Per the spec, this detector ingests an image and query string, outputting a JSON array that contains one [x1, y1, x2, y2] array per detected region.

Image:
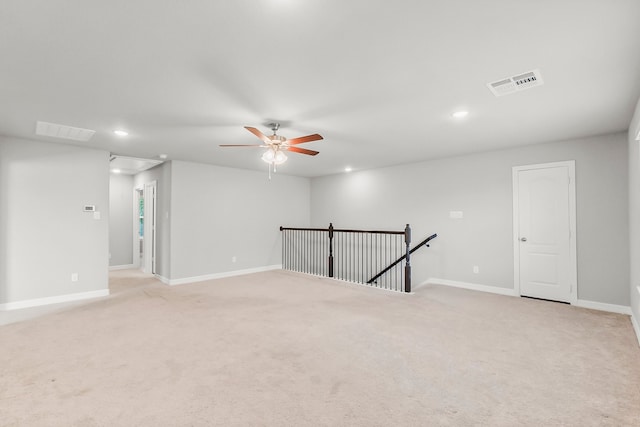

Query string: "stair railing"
[[280, 224, 436, 293]]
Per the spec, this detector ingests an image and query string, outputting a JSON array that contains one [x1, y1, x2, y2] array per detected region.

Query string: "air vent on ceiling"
[[35, 121, 96, 141], [487, 69, 544, 97]]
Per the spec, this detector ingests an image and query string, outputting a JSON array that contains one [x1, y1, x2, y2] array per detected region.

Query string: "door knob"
[[520, 237, 527, 242]]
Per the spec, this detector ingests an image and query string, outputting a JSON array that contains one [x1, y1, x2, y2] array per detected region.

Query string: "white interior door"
[[513, 162, 577, 303], [143, 181, 157, 274]]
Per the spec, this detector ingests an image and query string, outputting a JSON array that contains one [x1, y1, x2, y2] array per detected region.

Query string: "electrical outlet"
[[232, 256, 237, 263], [473, 266, 479, 274], [71, 273, 79, 282]]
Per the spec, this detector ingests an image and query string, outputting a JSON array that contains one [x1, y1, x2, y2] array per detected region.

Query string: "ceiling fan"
[[220, 123, 323, 175]]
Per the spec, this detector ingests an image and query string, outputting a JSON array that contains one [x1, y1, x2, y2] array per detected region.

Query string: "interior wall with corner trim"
[[109, 173, 134, 267], [627, 96, 640, 334], [168, 160, 310, 282], [0, 136, 110, 305], [310, 132, 629, 307]]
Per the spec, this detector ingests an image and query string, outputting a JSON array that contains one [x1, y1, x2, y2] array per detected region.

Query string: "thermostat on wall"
[[83, 205, 96, 212]]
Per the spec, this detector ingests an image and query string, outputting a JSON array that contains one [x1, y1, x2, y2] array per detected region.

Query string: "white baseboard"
[[0, 289, 110, 311], [631, 314, 640, 347], [574, 299, 632, 315], [109, 264, 136, 271], [167, 265, 282, 286], [155, 274, 170, 285], [426, 278, 518, 297], [426, 278, 633, 316]]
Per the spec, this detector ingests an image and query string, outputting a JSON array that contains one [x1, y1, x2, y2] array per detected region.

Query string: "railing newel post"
[[328, 223, 334, 278], [404, 224, 411, 293]]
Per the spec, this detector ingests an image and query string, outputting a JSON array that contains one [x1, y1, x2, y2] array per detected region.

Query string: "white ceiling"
[[1, 0, 640, 177]]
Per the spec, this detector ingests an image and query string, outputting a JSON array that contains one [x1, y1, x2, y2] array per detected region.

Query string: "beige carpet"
[[1, 269, 639, 426]]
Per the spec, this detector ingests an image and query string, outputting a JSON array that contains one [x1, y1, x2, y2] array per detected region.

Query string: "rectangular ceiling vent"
[[35, 121, 95, 141], [487, 69, 544, 97]]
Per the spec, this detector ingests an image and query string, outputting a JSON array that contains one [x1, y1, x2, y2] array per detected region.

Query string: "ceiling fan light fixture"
[[274, 150, 287, 164], [261, 148, 287, 165]]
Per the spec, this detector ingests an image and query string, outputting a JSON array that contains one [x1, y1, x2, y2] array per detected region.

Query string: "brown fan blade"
[[244, 126, 272, 144], [285, 134, 323, 145], [219, 144, 266, 147], [286, 146, 319, 156]]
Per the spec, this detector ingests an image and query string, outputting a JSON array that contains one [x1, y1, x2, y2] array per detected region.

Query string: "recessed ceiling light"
[[113, 130, 129, 137], [452, 111, 469, 119], [111, 169, 121, 174], [345, 167, 353, 173]]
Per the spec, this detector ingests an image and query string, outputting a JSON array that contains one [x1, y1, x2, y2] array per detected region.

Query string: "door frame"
[[143, 180, 157, 274], [512, 161, 577, 304], [132, 187, 143, 269]]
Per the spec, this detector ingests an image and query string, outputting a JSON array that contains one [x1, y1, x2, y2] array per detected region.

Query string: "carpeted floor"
[[1, 269, 639, 426]]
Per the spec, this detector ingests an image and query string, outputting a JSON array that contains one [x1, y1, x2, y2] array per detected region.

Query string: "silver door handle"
[[520, 237, 527, 242]]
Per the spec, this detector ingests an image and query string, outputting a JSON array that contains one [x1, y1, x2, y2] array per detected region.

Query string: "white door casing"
[[132, 187, 142, 269], [513, 161, 577, 303], [143, 180, 157, 274]]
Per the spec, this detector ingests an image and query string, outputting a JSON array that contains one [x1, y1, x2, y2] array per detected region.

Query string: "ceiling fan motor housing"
[[270, 134, 286, 145]]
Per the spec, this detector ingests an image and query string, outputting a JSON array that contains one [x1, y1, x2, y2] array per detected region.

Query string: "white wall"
[[134, 162, 172, 279], [628, 97, 640, 327], [109, 173, 134, 267], [311, 133, 629, 306], [0, 137, 109, 304], [169, 161, 310, 280]]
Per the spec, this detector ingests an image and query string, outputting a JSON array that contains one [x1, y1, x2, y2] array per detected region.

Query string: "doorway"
[[133, 181, 157, 275], [512, 161, 577, 303], [143, 181, 157, 274], [134, 188, 144, 268]]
